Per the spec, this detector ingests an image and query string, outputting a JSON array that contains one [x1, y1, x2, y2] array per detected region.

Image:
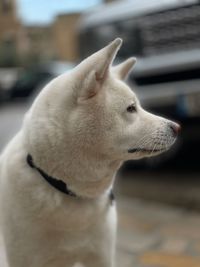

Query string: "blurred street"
[[117, 196, 200, 267], [0, 101, 200, 267], [0, 102, 29, 151]]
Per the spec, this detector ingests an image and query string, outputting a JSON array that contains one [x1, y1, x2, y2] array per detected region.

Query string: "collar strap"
[[26, 154, 115, 203], [27, 154, 76, 197]]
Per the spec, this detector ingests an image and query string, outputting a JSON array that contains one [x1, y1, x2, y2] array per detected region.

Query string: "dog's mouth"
[[128, 148, 165, 154]]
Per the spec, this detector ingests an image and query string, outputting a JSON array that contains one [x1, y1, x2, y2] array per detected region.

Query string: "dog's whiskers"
[[134, 130, 160, 152], [133, 127, 177, 154]]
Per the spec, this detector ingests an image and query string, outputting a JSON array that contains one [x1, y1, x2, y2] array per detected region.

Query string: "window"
[[1, 0, 12, 13]]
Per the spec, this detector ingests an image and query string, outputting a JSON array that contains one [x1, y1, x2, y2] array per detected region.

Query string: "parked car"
[[0, 68, 19, 103], [79, 0, 200, 120], [8, 61, 75, 100]]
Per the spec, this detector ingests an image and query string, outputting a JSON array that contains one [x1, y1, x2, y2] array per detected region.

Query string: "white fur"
[[0, 38, 179, 267]]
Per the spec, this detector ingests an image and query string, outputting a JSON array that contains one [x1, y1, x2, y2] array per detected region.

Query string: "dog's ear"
[[113, 57, 136, 80], [76, 38, 122, 101]]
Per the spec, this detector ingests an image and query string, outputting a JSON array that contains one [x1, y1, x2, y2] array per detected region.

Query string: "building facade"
[[0, 0, 22, 66], [0, 1, 84, 66], [24, 26, 55, 64], [53, 13, 81, 62]]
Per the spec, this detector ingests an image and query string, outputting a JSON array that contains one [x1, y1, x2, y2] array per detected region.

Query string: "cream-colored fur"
[[0, 39, 179, 267]]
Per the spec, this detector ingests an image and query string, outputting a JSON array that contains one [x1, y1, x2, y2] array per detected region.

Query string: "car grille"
[[138, 3, 200, 56]]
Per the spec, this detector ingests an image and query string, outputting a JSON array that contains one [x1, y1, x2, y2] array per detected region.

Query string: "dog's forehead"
[[108, 78, 137, 104]]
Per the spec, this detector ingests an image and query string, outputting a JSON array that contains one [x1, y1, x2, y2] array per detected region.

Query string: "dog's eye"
[[127, 104, 137, 113]]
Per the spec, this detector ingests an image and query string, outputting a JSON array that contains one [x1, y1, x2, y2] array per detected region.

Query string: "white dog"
[[0, 38, 180, 267]]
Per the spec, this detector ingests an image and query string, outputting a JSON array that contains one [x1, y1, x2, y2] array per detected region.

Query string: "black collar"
[[26, 154, 115, 203], [27, 154, 76, 197]]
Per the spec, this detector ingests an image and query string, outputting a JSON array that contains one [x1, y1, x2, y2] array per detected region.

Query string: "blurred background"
[[0, 0, 200, 266]]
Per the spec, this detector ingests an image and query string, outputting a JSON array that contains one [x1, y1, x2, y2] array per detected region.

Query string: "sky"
[[17, 0, 102, 25]]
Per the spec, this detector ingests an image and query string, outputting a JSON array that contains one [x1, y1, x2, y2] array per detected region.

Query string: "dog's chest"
[[31, 195, 116, 251]]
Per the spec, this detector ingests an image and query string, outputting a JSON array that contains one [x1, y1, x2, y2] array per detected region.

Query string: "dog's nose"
[[170, 122, 181, 136]]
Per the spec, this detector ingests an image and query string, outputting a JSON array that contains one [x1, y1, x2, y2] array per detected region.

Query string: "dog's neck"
[[66, 158, 122, 198], [33, 150, 122, 198]]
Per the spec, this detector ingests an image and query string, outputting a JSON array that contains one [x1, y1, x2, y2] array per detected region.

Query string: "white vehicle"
[[79, 0, 200, 119]]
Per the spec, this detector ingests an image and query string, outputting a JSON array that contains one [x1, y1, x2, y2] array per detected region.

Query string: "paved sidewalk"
[[117, 196, 200, 267]]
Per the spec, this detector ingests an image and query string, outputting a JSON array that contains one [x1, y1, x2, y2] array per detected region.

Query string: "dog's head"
[[25, 38, 180, 173]]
